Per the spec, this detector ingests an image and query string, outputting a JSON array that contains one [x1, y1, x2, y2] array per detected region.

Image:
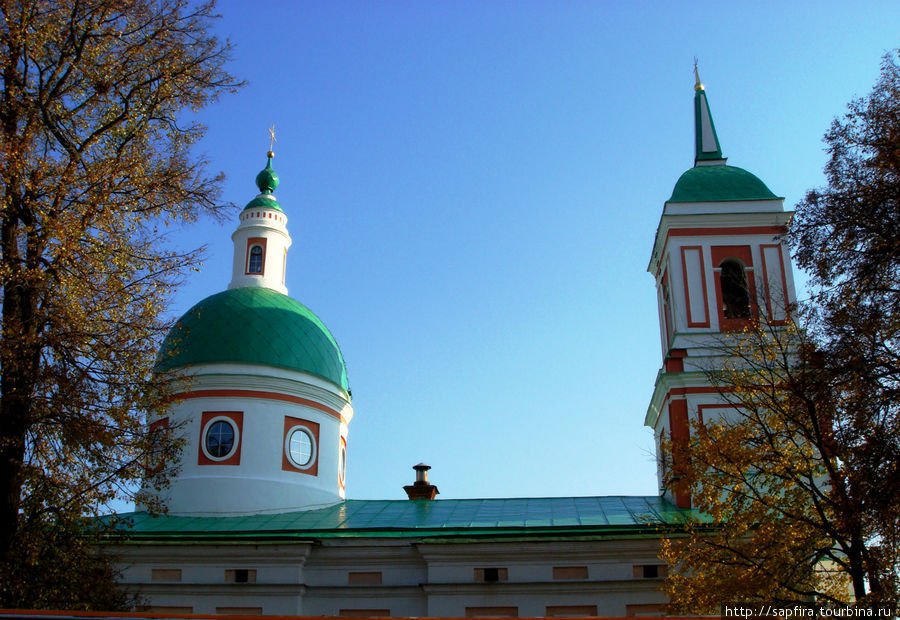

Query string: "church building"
[[110, 73, 797, 617]]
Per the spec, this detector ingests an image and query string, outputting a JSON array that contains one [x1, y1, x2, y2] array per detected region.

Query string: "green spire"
[[255, 150, 280, 194], [693, 64, 724, 165]]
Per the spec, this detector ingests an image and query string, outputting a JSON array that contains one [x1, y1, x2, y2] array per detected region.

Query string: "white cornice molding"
[[644, 370, 711, 429], [163, 363, 352, 419]]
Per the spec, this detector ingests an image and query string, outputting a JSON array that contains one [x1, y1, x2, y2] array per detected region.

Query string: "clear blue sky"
[[165, 1, 899, 501]]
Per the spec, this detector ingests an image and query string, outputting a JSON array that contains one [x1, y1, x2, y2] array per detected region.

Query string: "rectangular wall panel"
[[762, 244, 788, 321], [681, 246, 709, 327]]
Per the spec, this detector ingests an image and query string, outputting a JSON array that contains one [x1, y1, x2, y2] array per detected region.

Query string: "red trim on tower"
[[668, 400, 691, 509], [680, 246, 710, 328], [697, 403, 739, 426], [670, 225, 785, 238], [664, 357, 684, 372], [667, 386, 727, 397], [663, 348, 687, 372], [710, 245, 752, 267], [760, 243, 789, 324], [170, 389, 346, 423], [661, 268, 673, 347], [654, 226, 787, 277]]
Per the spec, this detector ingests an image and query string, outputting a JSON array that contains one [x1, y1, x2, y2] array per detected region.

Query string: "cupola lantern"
[[228, 150, 292, 294]]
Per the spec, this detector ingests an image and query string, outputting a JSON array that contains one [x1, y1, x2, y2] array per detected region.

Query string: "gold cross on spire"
[[267, 124, 276, 158], [693, 58, 704, 92]]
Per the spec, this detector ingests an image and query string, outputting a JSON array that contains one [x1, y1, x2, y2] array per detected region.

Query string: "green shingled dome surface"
[[155, 287, 348, 391], [669, 165, 778, 203], [243, 193, 283, 212]]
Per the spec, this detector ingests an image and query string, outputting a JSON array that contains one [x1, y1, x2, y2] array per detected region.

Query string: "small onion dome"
[[244, 154, 283, 212], [155, 287, 349, 393], [668, 165, 779, 203], [256, 154, 279, 193]]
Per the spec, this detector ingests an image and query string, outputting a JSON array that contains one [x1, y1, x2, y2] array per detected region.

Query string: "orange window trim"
[[338, 435, 347, 490], [245, 237, 267, 276], [198, 411, 243, 466], [281, 416, 320, 476]]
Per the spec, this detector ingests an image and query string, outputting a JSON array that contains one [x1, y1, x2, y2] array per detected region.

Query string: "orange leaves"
[[0, 0, 240, 607]]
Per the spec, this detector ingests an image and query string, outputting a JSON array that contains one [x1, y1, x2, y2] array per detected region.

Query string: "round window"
[[339, 444, 347, 485], [203, 418, 238, 461], [285, 426, 316, 470]]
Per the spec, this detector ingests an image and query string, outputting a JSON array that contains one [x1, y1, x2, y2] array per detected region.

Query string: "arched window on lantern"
[[720, 259, 751, 319], [248, 245, 264, 274]]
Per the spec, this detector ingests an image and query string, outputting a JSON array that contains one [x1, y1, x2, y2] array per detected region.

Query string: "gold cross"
[[268, 125, 276, 153]]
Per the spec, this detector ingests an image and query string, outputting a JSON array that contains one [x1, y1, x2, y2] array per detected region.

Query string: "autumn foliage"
[[0, 0, 240, 607]]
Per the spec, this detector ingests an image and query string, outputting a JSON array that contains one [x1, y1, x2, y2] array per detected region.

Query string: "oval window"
[[204, 419, 237, 460], [285, 426, 316, 469]]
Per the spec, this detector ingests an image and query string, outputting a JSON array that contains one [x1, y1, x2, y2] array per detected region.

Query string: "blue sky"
[[165, 1, 899, 501]]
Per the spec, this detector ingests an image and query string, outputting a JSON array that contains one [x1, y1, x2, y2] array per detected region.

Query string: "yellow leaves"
[[0, 4, 239, 604], [659, 315, 883, 609]]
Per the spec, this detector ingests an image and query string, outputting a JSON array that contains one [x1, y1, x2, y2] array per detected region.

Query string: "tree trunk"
[[0, 213, 38, 561]]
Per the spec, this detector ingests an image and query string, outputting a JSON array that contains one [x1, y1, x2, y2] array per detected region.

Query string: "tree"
[[661, 50, 900, 612], [0, 0, 240, 608], [661, 319, 878, 611]]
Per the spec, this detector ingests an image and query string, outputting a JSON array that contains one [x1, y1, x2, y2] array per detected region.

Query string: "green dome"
[[243, 156, 283, 212], [668, 165, 778, 203], [256, 157, 279, 193], [156, 287, 349, 392]]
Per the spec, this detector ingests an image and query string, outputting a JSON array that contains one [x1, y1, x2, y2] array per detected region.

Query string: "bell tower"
[[646, 70, 798, 507]]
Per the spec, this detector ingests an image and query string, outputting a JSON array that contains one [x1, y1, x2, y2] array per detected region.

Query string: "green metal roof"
[[155, 287, 349, 391], [668, 165, 779, 203], [112, 496, 696, 542]]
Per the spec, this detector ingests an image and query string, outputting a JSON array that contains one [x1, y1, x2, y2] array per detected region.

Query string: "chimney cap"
[[405, 463, 439, 500]]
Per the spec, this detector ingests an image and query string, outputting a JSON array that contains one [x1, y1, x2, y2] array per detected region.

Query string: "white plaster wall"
[[114, 536, 671, 617], [164, 398, 343, 514], [228, 205, 292, 294], [150, 366, 352, 515]]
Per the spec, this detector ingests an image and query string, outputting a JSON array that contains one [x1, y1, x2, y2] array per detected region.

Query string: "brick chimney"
[[403, 463, 439, 500]]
